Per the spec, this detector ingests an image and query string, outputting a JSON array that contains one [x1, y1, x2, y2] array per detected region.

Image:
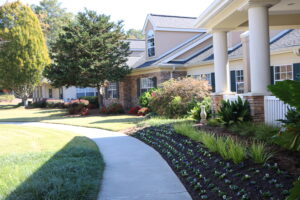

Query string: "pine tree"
[[43, 10, 131, 108], [0, 1, 50, 106]]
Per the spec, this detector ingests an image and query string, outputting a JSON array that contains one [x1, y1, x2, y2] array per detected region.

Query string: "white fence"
[[223, 94, 241, 103], [264, 96, 290, 126]]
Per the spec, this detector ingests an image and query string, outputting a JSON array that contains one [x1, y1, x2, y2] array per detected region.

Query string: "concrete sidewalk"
[[1, 122, 192, 200]]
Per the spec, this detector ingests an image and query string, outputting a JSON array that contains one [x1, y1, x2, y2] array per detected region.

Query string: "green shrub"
[[218, 96, 252, 127], [149, 77, 211, 118], [200, 132, 218, 152], [0, 94, 15, 102], [207, 118, 222, 127], [188, 97, 212, 121], [226, 137, 247, 164], [249, 141, 273, 164], [45, 99, 64, 108], [287, 177, 300, 200], [216, 137, 230, 160], [67, 99, 89, 115], [100, 103, 124, 114], [139, 88, 156, 108], [173, 123, 200, 141], [31, 99, 47, 108], [80, 96, 99, 108], [229, 122, 279, 141]]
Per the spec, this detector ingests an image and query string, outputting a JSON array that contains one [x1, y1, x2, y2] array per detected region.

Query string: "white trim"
[[130, 48, 144, 52], [194, 0, 233, 28], [161, 34, 213, 64], [142, 14, 156, 34], [154, 27, 206, 33], [273, 64, 294, 83]]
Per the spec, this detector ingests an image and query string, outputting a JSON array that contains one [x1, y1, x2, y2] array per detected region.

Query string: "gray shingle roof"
[[149, 14, 197, 29], [127, 39, 145, 50]]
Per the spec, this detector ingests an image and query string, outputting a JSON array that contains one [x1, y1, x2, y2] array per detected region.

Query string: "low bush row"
[[173, 123, 272, 164]]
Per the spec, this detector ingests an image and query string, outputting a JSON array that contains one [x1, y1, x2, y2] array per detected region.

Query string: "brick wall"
[[244, 95, 265, 122]]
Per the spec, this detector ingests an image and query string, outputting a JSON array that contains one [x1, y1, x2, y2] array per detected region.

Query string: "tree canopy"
[[31, 0, 73, 48], [43, 10, 131, 107], [126, 29, 144, 40], [0, 1, 50, 104]]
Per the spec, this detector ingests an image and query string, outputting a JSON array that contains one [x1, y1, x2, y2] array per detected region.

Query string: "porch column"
[[213, 31, 230, 94], [248, 5, 270, 94]]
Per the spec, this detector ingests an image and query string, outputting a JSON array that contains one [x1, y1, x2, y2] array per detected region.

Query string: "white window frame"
[[235, 70, 244, 94], [76, 87, 97, 98], [274, 64, 293, 84], [107, 82, 118, 99], [140, 78, 154, 94], [147, 30, 155, 57], [191, 73, 212, 85]]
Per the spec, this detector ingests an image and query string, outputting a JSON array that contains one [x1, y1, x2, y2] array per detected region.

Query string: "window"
[[147, 30, 155, 57], [235, 70, 244, 94], [140, 78, 154, 94], [49, 89, 53, 98], [59, 88, 63, 99], [274, 65, 293, 83], [76, 87, 97, 98], [107, 82, 118, 99], [191, 73, 212, 85]]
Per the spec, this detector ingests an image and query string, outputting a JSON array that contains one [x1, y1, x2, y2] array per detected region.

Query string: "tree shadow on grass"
[[0, 105, 21, 109], [35, 109, 67, 114], [90, 117, 142, 125], [5, 136, 104, 200]]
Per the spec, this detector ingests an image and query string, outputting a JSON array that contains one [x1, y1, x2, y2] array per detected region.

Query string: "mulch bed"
[[132, 125, 296, 200], [196, 124, 300, 177]]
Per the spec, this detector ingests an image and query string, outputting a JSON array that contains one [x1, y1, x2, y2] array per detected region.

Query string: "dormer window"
[[147, 30, 155, 57]]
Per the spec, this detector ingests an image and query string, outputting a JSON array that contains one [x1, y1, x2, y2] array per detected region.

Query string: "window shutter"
[[270, 66, 274, 85], [230, 70, 236, 92], [116, 82, 120, 99], [105, 87, 108, 99], [211, 72, 215, 92], [293, 63, 300, 81], [152, 77, 157, 88], [137, 78, 140, 97]]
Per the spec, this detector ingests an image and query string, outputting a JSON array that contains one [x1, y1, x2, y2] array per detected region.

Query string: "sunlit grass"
[[0, 125, 104, 200]]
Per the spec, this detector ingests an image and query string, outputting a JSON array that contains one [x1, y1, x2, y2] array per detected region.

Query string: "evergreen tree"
[[0, 1, 50, 106], [31, 0, 73, 49], [43, 10, 131, 108]]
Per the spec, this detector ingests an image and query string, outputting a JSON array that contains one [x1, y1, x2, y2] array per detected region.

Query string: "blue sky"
[[0, 0, 214, 30]]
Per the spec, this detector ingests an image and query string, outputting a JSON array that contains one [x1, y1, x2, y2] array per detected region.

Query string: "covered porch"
[[194, 0, 300, 123]]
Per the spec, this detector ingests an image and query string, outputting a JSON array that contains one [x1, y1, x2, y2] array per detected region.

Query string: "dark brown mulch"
[[133, 125, 296, 200]]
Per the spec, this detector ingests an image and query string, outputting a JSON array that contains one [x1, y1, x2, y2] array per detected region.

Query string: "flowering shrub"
[[100, 103, 124, 114], [45, 99, 64, 108], [66, 99, 89, 115], [149, 77, 211, 118], [139, 88, 157, 108], [128, 106, 141, 115], [137, 107, 150, 116]]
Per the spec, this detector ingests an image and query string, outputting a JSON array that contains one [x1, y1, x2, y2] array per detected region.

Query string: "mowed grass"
[[0, 124, 104, 200], [0, 106, 142, 131]]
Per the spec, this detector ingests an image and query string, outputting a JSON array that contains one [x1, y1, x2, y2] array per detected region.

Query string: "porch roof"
[[194, 0, 300, 31]]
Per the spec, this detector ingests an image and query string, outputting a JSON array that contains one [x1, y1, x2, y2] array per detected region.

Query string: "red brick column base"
[[211, 94, 223, 113], [243, 95, 265, 123]]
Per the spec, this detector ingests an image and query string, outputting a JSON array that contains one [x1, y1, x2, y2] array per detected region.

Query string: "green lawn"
[[0, 124, 104, 200], [0, 106, 142, 131]]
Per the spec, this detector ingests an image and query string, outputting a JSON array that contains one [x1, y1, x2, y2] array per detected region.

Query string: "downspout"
[[170, 65, 176, 79]]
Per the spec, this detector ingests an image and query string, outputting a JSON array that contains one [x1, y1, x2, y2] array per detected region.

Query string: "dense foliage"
[[126, 29, 144, 39], [0, 94, 15, 102], [31, 0, 73, 49], [80, 96, 99, 108], [218, 97, 252, 126], [100, 103, 124, 114], [66, 99, 89, 115], [188, 97, 212, 121], [0, 1, 50, 105], [149, 78, 211, 118], [43, 10, 131, 108], [139, 88, 156, 108]]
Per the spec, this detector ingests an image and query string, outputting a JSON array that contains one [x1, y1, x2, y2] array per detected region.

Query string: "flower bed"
[[133, 125, 295, 200]]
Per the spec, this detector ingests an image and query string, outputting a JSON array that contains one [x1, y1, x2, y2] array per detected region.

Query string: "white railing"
[[223, 94, 242, 103], [264, 96, 290, 126]]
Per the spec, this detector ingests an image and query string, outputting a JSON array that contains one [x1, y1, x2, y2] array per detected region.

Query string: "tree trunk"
[[97, 85, 104, 109], [22, 96, 28, 107]]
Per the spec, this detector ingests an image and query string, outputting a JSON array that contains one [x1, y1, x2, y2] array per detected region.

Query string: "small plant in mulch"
[[133, 125, 296, 200]]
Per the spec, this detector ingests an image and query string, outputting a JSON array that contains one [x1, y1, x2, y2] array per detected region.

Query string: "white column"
[[248, 6, 270, 94], [213, 31, 230, 94]]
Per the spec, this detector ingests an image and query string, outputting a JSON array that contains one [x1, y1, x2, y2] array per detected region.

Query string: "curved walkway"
[[1, 122, 192, 200]]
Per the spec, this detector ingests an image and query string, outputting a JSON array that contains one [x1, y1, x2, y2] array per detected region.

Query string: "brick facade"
[[103, 70, 187, 110], [211, 94, 223, 113], [243, 95, 265, 122]]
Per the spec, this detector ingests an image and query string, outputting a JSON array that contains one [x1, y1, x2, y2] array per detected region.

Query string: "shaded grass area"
[[0, 106, 142, 131], [0, 125, 104, 200]]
